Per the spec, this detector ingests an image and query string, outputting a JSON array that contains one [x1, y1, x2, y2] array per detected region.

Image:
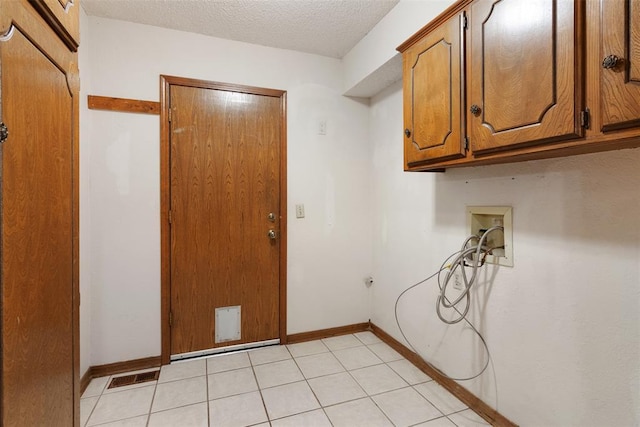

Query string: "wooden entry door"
[[161, 77, 287, 360]]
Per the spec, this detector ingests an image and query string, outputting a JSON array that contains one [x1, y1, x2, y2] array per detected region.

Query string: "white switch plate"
[[467, 206, 513, 267], [318, 120, 327, 135], [295, 204, 305, 218]]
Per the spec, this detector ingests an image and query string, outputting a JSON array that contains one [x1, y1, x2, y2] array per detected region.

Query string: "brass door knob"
[[267, 230, 277, 240]]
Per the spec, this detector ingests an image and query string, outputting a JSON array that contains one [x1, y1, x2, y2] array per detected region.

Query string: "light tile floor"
[[81, 332, 491, 427]]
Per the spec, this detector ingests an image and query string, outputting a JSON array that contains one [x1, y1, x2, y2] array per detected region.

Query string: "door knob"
[[470, 104, 481, 116], [267, 230, 277, 240], [602, 54, 620, 69]]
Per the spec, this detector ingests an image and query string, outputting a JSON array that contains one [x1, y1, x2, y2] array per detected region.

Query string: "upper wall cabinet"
[[600, 0, 640, 132], [468, 0, 583, 154], [398, 0, 640, 172], [403, 13, 466, 167], [29, 0, 80, 50]]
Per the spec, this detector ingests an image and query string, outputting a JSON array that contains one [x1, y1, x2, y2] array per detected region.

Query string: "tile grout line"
[[204, 358, 210, 427], [339, 334, 399, 426], [249, 348, 274, 425], [286, 341, 335, 426], [82, 375, 111, 427]]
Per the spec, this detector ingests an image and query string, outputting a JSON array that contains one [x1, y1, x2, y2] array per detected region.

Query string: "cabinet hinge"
[[168, 210, 173, 224], [464, 136, 469, 151], [580, 109, 590, 129], [169, 311, 173, 327], [168, 108, 172, 122], [463, 14, 468, 30]]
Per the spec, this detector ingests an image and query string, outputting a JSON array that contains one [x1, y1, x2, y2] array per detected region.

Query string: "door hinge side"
[[464, 136, 469, 151], [580, 109, 590, 129], [169, 311, 173, 327], [168, 210, 172, 224], [168, 108, 172, 122], [463, 13, 468, 30]]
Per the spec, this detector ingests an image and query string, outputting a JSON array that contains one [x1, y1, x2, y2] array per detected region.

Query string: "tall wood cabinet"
[[0, 1, 80, 426], [399, 0, 640, 171]]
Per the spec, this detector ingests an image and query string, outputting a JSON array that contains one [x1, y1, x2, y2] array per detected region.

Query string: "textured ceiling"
[[81, 0, 400, 58]]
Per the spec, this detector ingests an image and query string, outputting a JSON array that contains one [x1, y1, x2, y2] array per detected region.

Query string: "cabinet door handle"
[[404, 128, 411, 138], [602, 55, 620, 69], [470, 104, 481, 116]]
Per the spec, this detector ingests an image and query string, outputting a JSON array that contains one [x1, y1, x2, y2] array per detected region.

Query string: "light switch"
[[295, 204, 305, 218]]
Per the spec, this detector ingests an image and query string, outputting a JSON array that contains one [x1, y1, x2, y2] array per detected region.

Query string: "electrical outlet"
[[295, 204, 305, 218], [452, 270, 463, 291]]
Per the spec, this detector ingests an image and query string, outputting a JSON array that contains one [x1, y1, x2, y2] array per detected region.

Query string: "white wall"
[[81, 15, 373, 366], [342, 0, 456, 95], [368, 81, 640, 426], [78, 7, 92, 376]]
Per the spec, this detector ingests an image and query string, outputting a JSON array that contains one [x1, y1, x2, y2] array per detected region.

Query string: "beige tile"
[[295, 352, 345, 379], [387, 359, 432, 385], [414, 416, 458, 427], [324, 398, 393, 427], [87, 386, 154, 426], [307, 372, 367, 407], [206, 351, 250, 374], [448, 409, 491, 426], [287, 340, 330, 358], [367, 342, 404, 362], [249, 345, 291, 365], [209, 391, 268, 427], [333, 346, 383, 371], [152, 376, 207, 413], [80, 397, 99, 426], [261, 381, 320, 420], [254, 359, 303, 389], [270, 409, 332, 427], [414, 382, 467, 415], [148, 402, 208, 427], [354, 331, 382, 345], [82, 376, 110, 398], [92, 416, 148, 427], [372, 387, 442, 426], [208, 367, 258, 400], [322, 334, 363, 351], [350, 364, 407, 395], [158, 359, 205, 383]]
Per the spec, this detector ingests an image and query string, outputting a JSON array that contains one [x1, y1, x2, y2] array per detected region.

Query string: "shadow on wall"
[[433, 147, 640, 246]]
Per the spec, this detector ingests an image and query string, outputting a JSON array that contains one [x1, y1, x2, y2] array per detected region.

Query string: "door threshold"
[[170, 339, 281, 362]]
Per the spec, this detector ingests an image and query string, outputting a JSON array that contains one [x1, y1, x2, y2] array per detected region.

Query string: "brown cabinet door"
[[1, 24, 77, 427], [468, 0, 583, 154], [600, 0, 640, 131], [30, 0, 80, 50], [403, 13, 466, 167]]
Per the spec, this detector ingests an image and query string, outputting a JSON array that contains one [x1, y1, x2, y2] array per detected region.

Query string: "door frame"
[[159, 75, 288, 365]]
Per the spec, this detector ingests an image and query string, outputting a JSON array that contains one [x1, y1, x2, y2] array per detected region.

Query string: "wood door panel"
[[29, 0, 80, 50], [170, 85, 281, 355], [600, 0, 640, 131], [469, 0, 583, 154], [404, 13, 465, 166], [1, 28, 74, 426]]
